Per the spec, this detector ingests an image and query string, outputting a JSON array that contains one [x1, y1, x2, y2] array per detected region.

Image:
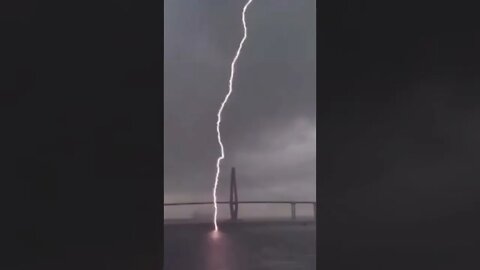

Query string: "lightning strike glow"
[[213, 0, 254, 231]]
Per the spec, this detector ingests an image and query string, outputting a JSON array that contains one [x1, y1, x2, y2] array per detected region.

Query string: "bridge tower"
[[229, 167, 239, 220]]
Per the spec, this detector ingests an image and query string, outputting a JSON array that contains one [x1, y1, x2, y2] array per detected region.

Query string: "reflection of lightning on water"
[[213, 0, 254, 231]]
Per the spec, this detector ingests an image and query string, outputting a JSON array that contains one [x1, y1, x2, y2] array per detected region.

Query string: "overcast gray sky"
[[164, 0, 315, 218]]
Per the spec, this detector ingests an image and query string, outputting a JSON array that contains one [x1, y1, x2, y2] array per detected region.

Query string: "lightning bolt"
[[213, 0, 254, 231]]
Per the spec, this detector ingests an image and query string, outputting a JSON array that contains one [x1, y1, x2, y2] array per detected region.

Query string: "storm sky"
[[164, 0, 315, 217]]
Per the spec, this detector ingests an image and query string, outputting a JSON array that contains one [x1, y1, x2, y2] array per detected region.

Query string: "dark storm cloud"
[[164, 0, 315, 210]]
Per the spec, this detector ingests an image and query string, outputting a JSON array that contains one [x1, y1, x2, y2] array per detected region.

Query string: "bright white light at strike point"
[[213, 0, 254, 231]]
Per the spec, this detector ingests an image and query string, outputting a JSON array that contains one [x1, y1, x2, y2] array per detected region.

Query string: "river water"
[[164, 221, 316, 270]]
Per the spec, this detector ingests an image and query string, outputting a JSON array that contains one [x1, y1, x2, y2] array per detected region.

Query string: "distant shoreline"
[[164, 217, 316, 226]]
